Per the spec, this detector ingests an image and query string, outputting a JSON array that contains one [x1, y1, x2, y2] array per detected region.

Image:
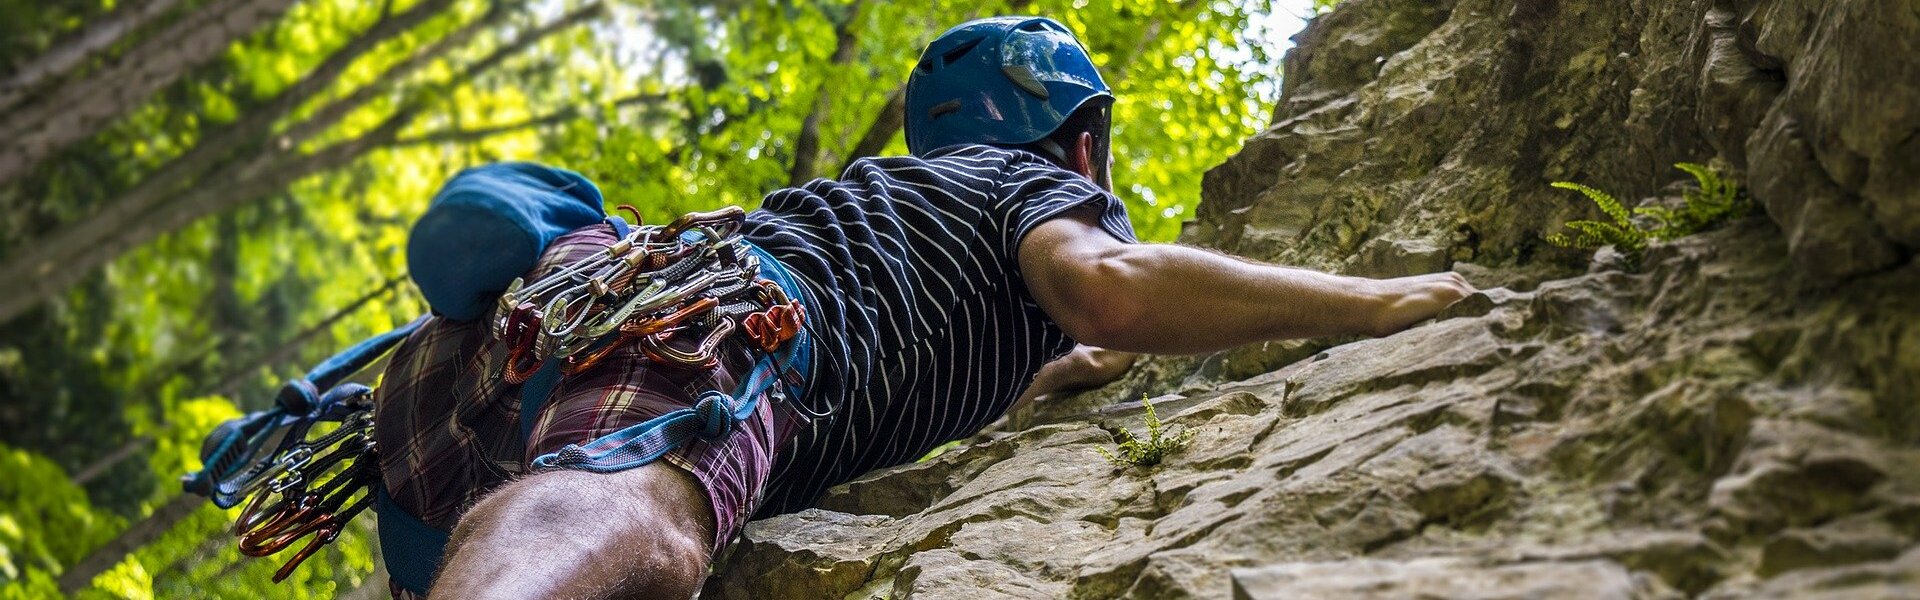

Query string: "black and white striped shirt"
[[742, 144, 1137, 514]]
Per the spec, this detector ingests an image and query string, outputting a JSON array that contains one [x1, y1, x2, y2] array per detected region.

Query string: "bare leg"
[[430, 464, 715, 599]]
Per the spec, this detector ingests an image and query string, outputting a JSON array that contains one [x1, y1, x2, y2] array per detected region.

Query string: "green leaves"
[[1543, 181, 1646, 256], [549, 0, 1282, 242], [0, 1, 1292, 596], [1544, 163, 1752, 266], [1640, 162, 1749, 240], [0, 444, 124, 588], [1097, 395, 1195, 469]]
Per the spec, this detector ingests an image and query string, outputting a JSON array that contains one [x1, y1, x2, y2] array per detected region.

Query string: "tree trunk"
[[338, 568, 392, 600], [0, 1, 555, 325], [106, 0, 605, 266], [787, 0, 866, 186], [57, 493, 205, 593], [71, 437, 153, 487], [209, 274, 409, 402], [337, 516, 390, 600], [0, 0, 186, 113], [838, 83, 906, 173], [70, 274, 404, 487], [0, 0, 472, 323], [152, 529, 232, 584], [277, 0, 520, 148], [395, 91, 667, 148], [0, 0, 302, 186]]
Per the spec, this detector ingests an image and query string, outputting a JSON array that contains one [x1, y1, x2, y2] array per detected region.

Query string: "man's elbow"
[[1056, 302, 1142, 348], [1050, 252, 1153, 349]]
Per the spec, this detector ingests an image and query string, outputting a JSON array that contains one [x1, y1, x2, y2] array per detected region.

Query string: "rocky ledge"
[[708, 0, 1920, 597]]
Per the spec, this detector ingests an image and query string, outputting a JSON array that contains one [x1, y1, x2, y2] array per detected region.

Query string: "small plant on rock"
[[1545, 162, 1751, 265], [1097, 395, 1194, 469], [1543, 180, 1649, 257], [1638, 162, 1751, 239]]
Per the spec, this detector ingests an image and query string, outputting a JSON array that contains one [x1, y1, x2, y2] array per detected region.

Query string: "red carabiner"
[[500, 302, 546, 384], [269, 521, 343, 582]]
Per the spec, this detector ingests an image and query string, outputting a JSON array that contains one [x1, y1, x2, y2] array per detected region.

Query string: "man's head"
[[905, 17, 1114, 189]]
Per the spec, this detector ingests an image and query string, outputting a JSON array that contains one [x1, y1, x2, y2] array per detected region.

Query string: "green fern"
[[1545, 163, 1749, 263], [1544, 181, 1648, 255], [1097, 395, 1195, 469], [1641, 162, 1750, 240]]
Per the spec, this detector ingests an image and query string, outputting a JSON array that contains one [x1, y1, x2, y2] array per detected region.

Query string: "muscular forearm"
[[1021, 211, 1473, 356], [1083, 244, 1387, 353]]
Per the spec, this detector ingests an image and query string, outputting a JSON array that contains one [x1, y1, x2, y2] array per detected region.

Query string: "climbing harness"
[[372, 204, 819, 594], [484, 204, 814, 471], [183, 202, 819, 595], [489, 205, 806, 382]]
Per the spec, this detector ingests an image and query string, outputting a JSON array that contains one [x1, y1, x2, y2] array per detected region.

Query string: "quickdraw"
[[231, 402, 380, 581], [490, 205, 805, 381], [185, 384, 387, 582], [183, 317, 424, 584]]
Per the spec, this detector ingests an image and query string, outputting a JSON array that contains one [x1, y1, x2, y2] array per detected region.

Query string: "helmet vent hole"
[[929, 99, 963, 119], [941, 38, 983, 65]]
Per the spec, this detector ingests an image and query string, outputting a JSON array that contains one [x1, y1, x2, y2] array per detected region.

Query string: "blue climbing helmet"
[[905, 16, 1112, 156]]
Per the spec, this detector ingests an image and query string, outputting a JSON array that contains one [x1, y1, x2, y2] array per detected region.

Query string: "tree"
[[0, 0, 1285, 596], [0, 0, 305, 186]]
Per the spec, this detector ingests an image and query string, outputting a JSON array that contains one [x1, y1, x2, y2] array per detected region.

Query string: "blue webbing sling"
[[375, 241, 813, 596], [182, 316, 428, 509]]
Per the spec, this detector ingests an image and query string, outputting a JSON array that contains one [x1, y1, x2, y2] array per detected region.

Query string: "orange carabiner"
[[499, 302, 548, 384], [268, 522, 342, 582], [744, 302, 805, 352]]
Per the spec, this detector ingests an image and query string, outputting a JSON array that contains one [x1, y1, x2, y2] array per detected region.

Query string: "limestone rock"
[[1228, 558, 1668, 600], [708, 0, 1920, 597]]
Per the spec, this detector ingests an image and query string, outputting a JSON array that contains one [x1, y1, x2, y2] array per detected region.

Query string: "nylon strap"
[[378, 242, 814, 597], [517, 361, 564, 446], [528, 241, 812, 472], [374, 486, 449, 596]]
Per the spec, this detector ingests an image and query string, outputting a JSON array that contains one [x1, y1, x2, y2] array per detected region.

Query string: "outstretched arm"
[[1018, 209, 1472, 355]]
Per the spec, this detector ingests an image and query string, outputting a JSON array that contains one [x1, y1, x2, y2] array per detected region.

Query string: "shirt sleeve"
[[991, 154, 1139, 263]]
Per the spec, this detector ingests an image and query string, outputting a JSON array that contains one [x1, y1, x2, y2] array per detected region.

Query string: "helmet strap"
[[1031, 138, 1070, 165]]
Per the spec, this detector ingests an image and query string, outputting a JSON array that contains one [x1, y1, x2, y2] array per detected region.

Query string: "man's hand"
[[1012, 345, 1138, 412], [1364, 272, 1476, 337]]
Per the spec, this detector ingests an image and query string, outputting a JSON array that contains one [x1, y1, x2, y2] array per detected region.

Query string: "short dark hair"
[[1019, 99, 1112, 182]]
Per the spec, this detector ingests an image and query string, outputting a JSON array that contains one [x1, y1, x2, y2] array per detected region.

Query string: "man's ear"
[[1073, 131, 1113, 191], [1071, 132, 1096, 180]]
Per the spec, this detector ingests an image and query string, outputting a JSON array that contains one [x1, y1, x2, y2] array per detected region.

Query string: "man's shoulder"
[[847, 144, 1059, 179]]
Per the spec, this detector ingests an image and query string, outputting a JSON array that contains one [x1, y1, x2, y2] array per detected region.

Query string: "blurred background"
[[0, 0, 1329, 596]]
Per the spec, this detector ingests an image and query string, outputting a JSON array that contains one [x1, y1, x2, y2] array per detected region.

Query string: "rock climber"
[[376, 16, 1473, 599]]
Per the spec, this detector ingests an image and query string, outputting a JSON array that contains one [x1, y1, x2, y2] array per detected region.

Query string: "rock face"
[[707, 0, 1920, 597]]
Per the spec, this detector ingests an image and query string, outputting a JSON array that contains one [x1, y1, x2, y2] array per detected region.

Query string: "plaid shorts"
[[372, 224, 801, 561]]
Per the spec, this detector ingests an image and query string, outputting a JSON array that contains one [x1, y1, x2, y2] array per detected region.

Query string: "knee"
[[442, 468, 714, 598]]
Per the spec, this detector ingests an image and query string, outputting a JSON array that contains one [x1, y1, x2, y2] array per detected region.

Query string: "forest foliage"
[[0, 0, 1297, 596]]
